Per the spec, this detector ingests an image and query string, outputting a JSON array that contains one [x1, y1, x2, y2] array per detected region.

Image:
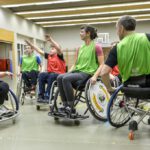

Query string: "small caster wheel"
[[148, 118, 150, 125], [36, 105, 40, 110], [128, 131, 134, 140], [21, 101, 24, 105], [74, 120, 80, 125], [129, 120, 138, 131], [12, 119, 16, 124], [54, 117, 59, 121]]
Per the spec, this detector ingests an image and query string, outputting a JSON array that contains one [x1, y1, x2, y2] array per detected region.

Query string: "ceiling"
[[0, 0, 150, 28]]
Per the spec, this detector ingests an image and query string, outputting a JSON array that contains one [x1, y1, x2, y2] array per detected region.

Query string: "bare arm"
[[68, 48, 79, 72], [100, 64, 114, 92], [25, 40, 44, 56], [45, 34, 62, 55], [90, 55, 104, 84], [0, 71, 13, 78]]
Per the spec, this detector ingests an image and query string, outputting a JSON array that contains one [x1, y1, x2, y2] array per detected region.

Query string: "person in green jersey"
[[57, 25, 104, 114], [100, 15, 150, 92], [18, 45, 42, 93]]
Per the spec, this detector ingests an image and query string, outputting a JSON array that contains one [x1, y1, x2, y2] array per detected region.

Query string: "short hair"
[[80, 25, 98, 40], [118, 15, 136, 31]]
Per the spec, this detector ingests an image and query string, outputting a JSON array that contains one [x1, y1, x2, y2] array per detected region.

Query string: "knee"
[[0, 82, 9, 93], [62, 76, 69, 83], [57, 74, 64, 82]]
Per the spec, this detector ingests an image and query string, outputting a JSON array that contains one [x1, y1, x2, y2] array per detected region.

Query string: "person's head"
[[49, 44, 57, 55], [24, 45, 33, 55], [80, 25, 98, 41], [116, 15, 136, 40]]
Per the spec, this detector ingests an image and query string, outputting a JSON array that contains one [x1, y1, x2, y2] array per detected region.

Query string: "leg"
[[0, 81, 9, 105], [28, 70, 39, 88], [22, 72, 31, 87], [38, 72, 48, 98], [57, 74, 68, 106], [62, 72, 89, 108], [45, 73, 59, 98]]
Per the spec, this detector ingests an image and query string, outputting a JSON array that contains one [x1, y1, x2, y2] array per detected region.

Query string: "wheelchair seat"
[[122, 86, 150, 99]]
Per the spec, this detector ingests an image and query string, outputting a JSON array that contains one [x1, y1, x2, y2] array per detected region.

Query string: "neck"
[[84, 38, 92, 45], [124, 31, 135, 38]]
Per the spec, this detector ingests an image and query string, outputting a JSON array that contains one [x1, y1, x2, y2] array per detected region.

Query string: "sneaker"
[[0, 105, 13, 117], [30, 90, 35, 95], [37, 95, 44, 103], [44, 96, 49, 104]]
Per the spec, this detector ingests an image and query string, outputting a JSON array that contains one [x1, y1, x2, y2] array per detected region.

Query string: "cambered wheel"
[[85, 79, 109, 121], [107, 85, 139, 128]]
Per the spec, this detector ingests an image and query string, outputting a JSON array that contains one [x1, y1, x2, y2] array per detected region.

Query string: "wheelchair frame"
[[16, 75, 36, 105], [107, 84, 150, 140], [48, 77, 114, 122]]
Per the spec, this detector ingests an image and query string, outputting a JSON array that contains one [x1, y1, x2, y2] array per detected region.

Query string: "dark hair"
[[118, 15, 136, 31], [80, 25, 98, 40]]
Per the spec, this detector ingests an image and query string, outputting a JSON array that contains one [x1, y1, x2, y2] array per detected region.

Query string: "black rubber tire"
[[36, 105, 40, 110], [107, 85, 139, 128]]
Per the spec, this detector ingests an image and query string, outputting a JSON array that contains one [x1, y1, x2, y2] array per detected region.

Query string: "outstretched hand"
[[45, 34, 52, 41], [6, 71, 13, 79]]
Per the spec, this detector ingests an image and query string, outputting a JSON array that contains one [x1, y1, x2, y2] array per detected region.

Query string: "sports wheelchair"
[[48, 77, 119, 124], [0, 89, 19, 124], [16, 75, 37, 105], [107, 81, 150, 140]]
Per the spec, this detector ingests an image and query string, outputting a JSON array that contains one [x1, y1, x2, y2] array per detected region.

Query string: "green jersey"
[[74, 41, 100, 75], [117, 33, 150, 82]]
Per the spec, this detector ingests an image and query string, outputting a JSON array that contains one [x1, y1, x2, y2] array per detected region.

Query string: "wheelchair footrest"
[[48, 111, 89, 120]]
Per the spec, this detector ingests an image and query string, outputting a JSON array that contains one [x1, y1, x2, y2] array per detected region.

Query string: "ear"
[[86, 31, 90, 37], [120, 25, 125, 34]]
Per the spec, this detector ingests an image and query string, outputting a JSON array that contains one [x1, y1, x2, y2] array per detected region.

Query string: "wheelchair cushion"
[[121, 86, 150, 99]]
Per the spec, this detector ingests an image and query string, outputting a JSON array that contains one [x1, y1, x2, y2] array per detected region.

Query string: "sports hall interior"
[[0, 0, 150, 150]]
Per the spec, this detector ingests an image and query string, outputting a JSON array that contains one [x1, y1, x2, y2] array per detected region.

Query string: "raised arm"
[[25, 40, 44, 56], [45, 34, 62, 55]]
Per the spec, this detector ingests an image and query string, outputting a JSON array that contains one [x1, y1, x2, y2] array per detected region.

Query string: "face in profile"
[[80, 29, 88, 40]]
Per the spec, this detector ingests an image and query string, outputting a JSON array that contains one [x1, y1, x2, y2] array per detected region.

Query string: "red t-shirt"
[[45, 53, 66, 74]]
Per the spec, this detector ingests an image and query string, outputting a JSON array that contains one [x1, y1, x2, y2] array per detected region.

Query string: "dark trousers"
[[38, 72, 59, 98], [0, 81, 9, 105], [22, 70, 39, 87], [57, 72, 90, 107]]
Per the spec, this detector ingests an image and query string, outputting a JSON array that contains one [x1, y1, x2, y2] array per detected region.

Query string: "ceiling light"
[[1, 0, 87, 8], [27, 8, 150, 20], [35, 14, 150, 24], [43, 19, 150, 28], [15, 1, 150, 15]]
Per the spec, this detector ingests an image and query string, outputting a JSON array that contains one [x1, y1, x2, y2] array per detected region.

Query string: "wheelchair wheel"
[[107, 85, 139, 128], [0, 89, 19, 123], [53, 89, 63, 111], [85, 79, 110, 121]]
